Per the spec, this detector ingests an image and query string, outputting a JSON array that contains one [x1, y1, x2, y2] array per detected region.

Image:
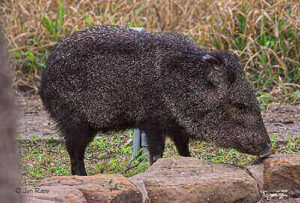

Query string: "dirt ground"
[[17, 95, 300, 142], [261, 104, 300, 142], [16, 95, 57, 140]]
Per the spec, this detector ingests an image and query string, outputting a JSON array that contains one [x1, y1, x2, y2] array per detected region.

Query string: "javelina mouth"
[[259, 142, 273, 158]]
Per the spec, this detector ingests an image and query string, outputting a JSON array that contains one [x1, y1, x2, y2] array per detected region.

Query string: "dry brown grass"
[[0, 0, 299, 102]]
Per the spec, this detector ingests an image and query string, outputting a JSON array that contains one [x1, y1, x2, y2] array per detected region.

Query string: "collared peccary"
[[40, 26, 272, 176], [0, 28, 22, 202]]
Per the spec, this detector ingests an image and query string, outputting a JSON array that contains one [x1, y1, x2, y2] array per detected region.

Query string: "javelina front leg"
[[144, 129, 165, 165], [172, 134, 191, 157], [64, 126, 95, 176]]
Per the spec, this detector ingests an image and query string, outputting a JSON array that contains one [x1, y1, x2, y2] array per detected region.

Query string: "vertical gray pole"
[[141, 131, 148, 154], [132, 128, 141, 158]]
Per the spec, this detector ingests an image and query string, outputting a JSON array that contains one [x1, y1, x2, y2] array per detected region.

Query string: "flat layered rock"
[[129, 157, 260, 203], [24, 174, 142, 203], [263, 154, 300, 196]]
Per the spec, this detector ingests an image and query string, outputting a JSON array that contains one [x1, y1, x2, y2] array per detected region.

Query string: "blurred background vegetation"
[[0, 0, 299, 104]]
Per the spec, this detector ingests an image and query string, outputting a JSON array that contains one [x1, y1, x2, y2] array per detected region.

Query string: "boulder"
[[263, 154, 300, 196], [129, 157, 261, 203], [24, 174, 142, 203]]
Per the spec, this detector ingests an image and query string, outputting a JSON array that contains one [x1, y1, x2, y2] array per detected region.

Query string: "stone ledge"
[[24, 174, 142, 203], [129, 157, 260, 203], [22, 154, 300, 203]]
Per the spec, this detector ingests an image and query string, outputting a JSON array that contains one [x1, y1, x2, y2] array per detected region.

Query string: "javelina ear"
[[207, 67, 222, 87], [198, 53, 224, 87]]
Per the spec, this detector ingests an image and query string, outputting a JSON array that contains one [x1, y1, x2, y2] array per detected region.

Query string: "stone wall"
[[22, 154, 300, 202]]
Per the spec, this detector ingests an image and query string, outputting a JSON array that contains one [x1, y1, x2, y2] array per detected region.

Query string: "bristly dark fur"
[[40, 25, 271, 175]]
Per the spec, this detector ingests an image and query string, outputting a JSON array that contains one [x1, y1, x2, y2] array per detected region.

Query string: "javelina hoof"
[[71, 160, 87, 176], [150, 154, 163, 165]]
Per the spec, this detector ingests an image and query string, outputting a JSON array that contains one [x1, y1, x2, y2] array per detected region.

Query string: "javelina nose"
[[259, 142, 273, 158]]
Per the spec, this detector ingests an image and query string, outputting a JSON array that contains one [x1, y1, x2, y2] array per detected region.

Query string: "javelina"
[[40, 26, 272, 176], [0, 28, 21, 202]]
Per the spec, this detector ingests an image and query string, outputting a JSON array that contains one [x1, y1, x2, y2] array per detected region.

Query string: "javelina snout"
[[197, 106, 272, 157], [259, 142, 273, 158], [40, 26, 272, 175]]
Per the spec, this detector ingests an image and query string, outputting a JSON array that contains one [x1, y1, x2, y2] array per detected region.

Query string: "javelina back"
[[0, 28, 21, 202], [40, 26, 272, 176]]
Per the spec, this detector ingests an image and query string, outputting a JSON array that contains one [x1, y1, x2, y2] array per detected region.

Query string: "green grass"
[[19, 130, 300, 186], [41, 0, 65, 40]]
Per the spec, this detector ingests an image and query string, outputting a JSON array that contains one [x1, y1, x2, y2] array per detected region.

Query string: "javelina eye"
[[229, 103, 248, 115], [233, 103, 248, 112]]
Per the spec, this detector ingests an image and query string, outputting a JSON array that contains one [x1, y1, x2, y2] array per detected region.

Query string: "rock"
[[129, 157, 261, 203], [263, 154, 300, 196], [24, 174, 142, 203], [246, 164, 264, 189]]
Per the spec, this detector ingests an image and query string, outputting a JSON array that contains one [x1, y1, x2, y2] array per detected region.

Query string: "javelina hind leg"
[[63, 126, 95, 176], [172, 135, 191, 157], [144, 129, 165, 165]]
